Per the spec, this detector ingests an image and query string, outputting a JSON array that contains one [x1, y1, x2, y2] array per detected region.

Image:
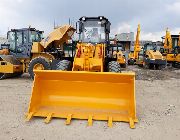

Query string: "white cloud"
[[167, 1, 180, 13], [141, 31, 163, 41], [17, 0, 24, 3], [112, 23, 180, 41], [111, 22, 132, 35]]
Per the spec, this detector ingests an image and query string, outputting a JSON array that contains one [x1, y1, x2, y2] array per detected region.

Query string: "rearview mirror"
[[76, 21, 80, 34]]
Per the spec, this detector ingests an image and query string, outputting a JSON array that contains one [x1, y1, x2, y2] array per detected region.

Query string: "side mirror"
[[76, 21, 81, 34], [106, 22, 111, 33]]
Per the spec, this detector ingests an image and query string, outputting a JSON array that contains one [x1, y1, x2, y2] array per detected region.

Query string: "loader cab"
[[7, 28, 43, 58], [144, 43, 158, 53], [77, 16, 111, 44]]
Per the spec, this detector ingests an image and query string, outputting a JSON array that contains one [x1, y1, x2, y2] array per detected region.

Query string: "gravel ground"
[[0, 68, 180, 140], [126, 65, 180, 81]]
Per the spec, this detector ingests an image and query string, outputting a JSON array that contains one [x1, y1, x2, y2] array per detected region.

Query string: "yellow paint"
[[26, 70, 137, 128], [33, 63, 45, 70], [40, 25, 75, 49], [146, 50, 164, 60], [32, 53, 55, 61], [72, 43, 105, 72], [31, 42, 44, 53], [128, 24, 141, 61], [44, 113, 53, 124], [0, 61, 23, 73], [108, 117, 113, 127], [114, 50, 126, 65], [164, 28, 172, 53], [0, 49, 9, 55], [88, 115, 93, 126], [166, 53, 176, 62]]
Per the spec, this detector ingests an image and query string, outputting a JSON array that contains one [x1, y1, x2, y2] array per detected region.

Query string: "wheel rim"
[[33, 63, 45, 70]]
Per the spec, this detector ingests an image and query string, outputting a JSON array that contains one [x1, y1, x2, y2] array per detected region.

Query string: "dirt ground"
[[0, 66, 180, 140]]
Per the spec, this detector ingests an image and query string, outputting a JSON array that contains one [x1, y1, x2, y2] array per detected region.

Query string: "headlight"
[[82, 17, 86, 21]]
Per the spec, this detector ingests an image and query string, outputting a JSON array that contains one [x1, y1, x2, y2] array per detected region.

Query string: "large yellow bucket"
[[26, 70, 138, 128]]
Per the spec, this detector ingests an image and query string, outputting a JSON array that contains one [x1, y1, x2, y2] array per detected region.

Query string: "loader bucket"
[[26, 70, 138, 128]]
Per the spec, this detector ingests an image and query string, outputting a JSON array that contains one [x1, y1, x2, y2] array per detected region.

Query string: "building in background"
[[0, 37, 7, 44], [115, 32, 134, 51]]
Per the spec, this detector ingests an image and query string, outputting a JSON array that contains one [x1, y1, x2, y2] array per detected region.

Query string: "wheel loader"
[[128, 24, 141, 65], [173, 46, 180, 68], [109, 43, 126, 68], [161, 29, 180, 68], [137, 43, 166, 69], [172, 34, 180, 68], [0, 25, 75, 79], [26, 16, 138, 128]]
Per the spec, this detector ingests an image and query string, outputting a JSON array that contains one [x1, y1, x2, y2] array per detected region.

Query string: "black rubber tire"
[[155, 64, 159, 70], [128, 59, 134, 65], [144, 63, 150, 69], [120, 64, 126, 68], [155, 64, 165, 70], [28, 57, 51, 79], [56, 60, 72, 71], [138, 64, 143, 67], [107, 61, 121, 72], [149, 64, 154, 69]]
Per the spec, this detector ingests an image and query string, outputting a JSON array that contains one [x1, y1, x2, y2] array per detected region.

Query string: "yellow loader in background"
[[137, 43, 166, 69], [26, 16, 138, 128], [161, 29, 180, 68], [0, 25, 75, 79], [173, 33, 180, 68], [162, 28, 175, 63], [109, 41, 126, 68], [128, 24, 141, 65]]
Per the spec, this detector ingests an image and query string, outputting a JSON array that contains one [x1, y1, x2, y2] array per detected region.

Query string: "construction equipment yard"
[[0, 66, 179, 140]]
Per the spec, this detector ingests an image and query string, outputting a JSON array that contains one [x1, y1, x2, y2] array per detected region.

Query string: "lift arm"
[[134, 24, 141, 59], [164, 28, 172, 53]]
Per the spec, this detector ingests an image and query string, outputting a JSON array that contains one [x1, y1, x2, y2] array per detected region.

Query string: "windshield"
[[139, 49, 144, 55], [80, 21, 106, 43], [146, 45, 156, 50], [113, 46, 123, 51], [7, 31, 16, 51], [30, 31, 42, 42]]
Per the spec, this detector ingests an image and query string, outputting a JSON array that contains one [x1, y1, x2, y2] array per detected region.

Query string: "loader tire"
[[108, 61, 121, 72], [28, 57, 51, 79], [155, 64, 165, 70], [128, 59, 134, 65], [56, 60, 71, 71]]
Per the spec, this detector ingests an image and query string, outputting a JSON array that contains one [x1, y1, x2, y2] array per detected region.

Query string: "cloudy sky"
[[0, 0, 180, 41]]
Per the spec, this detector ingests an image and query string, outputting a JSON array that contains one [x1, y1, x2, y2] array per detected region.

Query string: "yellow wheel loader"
[[161, 29, 180, 68], [138, 43, 166, 69], [128, 24, 141, 65], [136, 48, 144, 67], [26, 16, 138, 128], [0, 25, 75, 79], [162, 28, 175, 63], [172, 34, 180, 68], [110, 44, 126, 68]]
